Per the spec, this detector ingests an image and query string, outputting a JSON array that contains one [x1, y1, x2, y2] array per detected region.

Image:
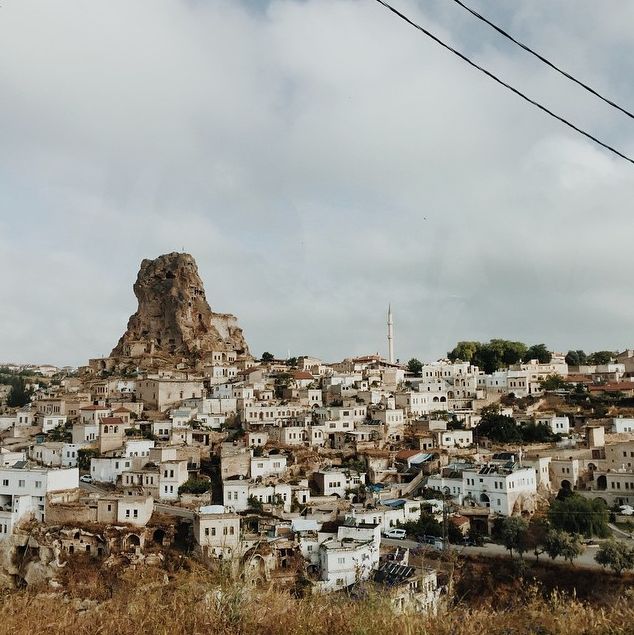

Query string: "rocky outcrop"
[[108, 252, 249, 371]]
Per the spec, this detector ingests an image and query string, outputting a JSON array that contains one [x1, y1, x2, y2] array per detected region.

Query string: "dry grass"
[[3, 559, 634, 635]]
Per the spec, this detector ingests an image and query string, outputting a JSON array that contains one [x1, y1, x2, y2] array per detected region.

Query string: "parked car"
[[383, 528, 406, 540], [618, 505, 634, 516], [79, 474, 93, 483]]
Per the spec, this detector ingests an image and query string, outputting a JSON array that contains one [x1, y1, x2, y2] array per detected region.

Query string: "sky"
[[2, 0, 634, 368]]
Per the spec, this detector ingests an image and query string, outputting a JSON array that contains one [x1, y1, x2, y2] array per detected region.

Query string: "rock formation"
[[107, 252, 249, 371]]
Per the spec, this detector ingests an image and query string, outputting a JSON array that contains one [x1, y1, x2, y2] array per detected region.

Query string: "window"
[[229, 526, 235, 535], [2, 480, 8, 487], [211, 527, 216, 536], [35, 481, 42, 489], [205, 527, 210, 536], [18, 480, 25, 488]]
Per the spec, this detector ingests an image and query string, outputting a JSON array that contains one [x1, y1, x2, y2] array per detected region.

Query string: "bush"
[[178, 478, 211, 495]]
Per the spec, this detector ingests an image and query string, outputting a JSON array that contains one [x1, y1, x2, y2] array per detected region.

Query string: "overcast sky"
[[2, 0, 634, 368]]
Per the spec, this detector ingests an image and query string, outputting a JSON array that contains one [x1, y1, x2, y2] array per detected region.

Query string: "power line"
[[374, 0, 634, 166], [449, 0, 634, 122]]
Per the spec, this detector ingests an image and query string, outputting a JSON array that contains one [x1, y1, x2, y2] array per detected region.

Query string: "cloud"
[[1, 0, 634, 367]]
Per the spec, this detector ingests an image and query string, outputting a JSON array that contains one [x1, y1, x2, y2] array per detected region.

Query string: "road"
[[382, 536, 605, 569]]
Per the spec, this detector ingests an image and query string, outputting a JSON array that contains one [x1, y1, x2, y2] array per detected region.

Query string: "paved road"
[[154, 503, 195, 520], [383, 536, 605, 569]]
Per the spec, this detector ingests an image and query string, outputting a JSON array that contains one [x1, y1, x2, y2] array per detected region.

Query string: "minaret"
[[387, 304, 394, 364]]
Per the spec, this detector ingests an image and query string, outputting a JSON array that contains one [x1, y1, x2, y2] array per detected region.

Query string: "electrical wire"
[[374, 0, 634, 166], [450, 0, 634, 122]]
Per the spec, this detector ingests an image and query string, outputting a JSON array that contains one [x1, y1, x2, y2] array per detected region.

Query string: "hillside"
[[2, 553, 634, 635]]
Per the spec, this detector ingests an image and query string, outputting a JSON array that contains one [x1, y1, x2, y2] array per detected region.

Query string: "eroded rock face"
[[110, 252, 249, 369]]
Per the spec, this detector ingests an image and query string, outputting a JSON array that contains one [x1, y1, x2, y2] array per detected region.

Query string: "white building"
[[318, 538, 379, 591], [612, 417, 634, 434], [193, 505, 241, 560], [462, 464, 537, 516], [313, 468, 366, 498], [250, 455, 287, 480], [0, 465, 78, 539], [158, 460, 189, 501]]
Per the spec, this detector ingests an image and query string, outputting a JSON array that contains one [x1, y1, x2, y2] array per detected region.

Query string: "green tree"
[[261, 352, 274, 362], [539, 373, 565, 391], [274, 372, 293, 398], [178, 478, 211, 495], [476, 405, 521, 443], [548, 492, 610, 538], [287, 357, 298, 368], [543, 529, 585, 563], [407, 358, 423, 375], [523, 344, 552, 364], [447, 341, 479, 363], [247, 495, 263, 510], [519, 418, 556, 443], [7, 377, 33, 407], [587, 350, 615, 365], [448, 339, 528, 373], [499, 516, 529, 558], [595, 539, 634, 575], [77, 448, 99, 471], [400, 509, 443, 540], [565, 350, 587, 366]]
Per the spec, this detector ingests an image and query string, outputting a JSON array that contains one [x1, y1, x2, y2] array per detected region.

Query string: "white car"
[[618, 505, 634, 515], [383, 528, 406, 540], [79, 474, 93, 483]]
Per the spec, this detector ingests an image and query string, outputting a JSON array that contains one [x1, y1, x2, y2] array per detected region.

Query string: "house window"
[[2, 480, 8, 487], [35, 481, 42, 489], [125, 510, 130, 518], [211, 528, 216, 536], [205, 528, 210, 536], [18, 480, 25, 488]]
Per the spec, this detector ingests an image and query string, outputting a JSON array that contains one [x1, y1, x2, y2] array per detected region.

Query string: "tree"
[[447, 339, 528, 373], [407, 358, 423, 375], [519, 418, 556, 443], [476, 405, 521, 443], [587, 350, 615, 365], [77, 448, 99, 471], [543, 529, 584, 563], [523, 344, 552, 364], [178, 478, 211, 495], [447, 341, 479, 363], [524, 518, 548, 561], [548, 492, 610, 538], [261, 352, 274, 362], [274, 372, 293, 398], [565, 350, 587, 366], [7, 377, 32, 408], [539, 373, 565, 392], [287, 357, 298, 368], [595, 539, 634, 575], [499, 516, 529, 558]]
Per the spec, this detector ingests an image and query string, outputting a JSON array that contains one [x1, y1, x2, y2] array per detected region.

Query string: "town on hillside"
[[2, 253, 634, 607]]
